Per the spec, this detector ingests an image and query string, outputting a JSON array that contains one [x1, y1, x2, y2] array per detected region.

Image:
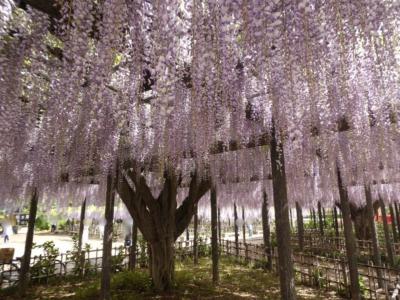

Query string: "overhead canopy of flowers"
[[0, 0, 399, 208]]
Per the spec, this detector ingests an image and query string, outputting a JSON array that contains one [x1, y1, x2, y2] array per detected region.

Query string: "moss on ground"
[[0, 256, 343, 299]]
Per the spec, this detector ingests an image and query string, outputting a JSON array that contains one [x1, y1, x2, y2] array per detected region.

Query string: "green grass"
[[0, 256, 342, 299]]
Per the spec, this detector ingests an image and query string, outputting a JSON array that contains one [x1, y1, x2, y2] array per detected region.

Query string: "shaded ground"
[[0, 256, 343, 299]]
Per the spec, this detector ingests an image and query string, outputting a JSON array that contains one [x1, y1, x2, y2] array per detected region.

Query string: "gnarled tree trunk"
[[150, 238, 175, 291], [117, 168, 210, 291]]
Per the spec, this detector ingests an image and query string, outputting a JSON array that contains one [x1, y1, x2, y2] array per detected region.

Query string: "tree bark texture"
[[337, 166, 360, 300], [19, 188, 38, 294], [295, 202, 304, 251], [234, 202, 239, 257], [318, 201, 324, 236], [78, 198, 87, 253], [100, 173, 116, 300], [389, 204, 398, 243], [193, 204, 199, 264], [210, 186, 219, 284], [129, 221, 138, 270], [262, 192, 272, 270], [270, 124, 296, 300], [242, 206, 246, 243]]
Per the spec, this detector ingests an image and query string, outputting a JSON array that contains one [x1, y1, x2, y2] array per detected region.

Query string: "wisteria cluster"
[[0, 0, 399, 210]]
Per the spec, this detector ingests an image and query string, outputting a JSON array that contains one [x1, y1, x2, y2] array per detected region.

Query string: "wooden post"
[[270, 123, 296, 300], [395, 202, 400, 238], [19, 188, 39, 294], [193, 204, 199, 264], [218, 207, 222, 247], [234, 202, 239, 257], [78, 198, 87, 253], [129, 221, 138, 270], [337, 165, 360, 300], [295, 202, 304, 251], [100, 172, 116, 300], [365, 185, 383, 288], [379, 198, 395, 267], [210, 185, 219, 284], [318, 201, 324, 236], [242, 206, 246, 243], [262, 191, 272, 270], [389, 204, 398, 243], [333, 206, 340, 248]]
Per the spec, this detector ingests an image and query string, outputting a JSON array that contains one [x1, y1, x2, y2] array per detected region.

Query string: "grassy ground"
[[0, 256, 343, 299]]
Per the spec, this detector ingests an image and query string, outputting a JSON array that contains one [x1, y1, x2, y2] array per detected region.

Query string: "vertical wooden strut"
[[19, 187, 38, 295], [389, 204, 398, 243], [270, 123, 296, 300], [78, 198, 87, 254], [100, 172, 116, 300], [317, 201, 324, 236], [379, 198, 395, 267], [129, 220, 138, 270], [193, 204, 199, 264], [234, 202, 239, 257], [242, 206, 246, 243], [78, 197, 87, 277], [395, 202, 400, 237], [262, 191, 272, 270], [218, 207, 222, 247], [337, 165, 360, 300], [210, 185, 219, 284], [295, 202, 304, 251], [333, 206, 339, 238], [364, 185, 383, 288]]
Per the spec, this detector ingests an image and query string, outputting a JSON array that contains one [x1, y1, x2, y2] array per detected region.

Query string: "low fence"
[[0, 238, 210, 288], [221, 239, 399, 299]]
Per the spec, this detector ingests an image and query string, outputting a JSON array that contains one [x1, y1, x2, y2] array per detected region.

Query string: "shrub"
[[74, 282, 99, 300], [111, 270, 152, 293], [35, 215, 50, 231]]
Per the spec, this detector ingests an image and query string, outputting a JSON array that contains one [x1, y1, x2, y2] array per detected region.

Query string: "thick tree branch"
[[174, 175, 210, 239], [117, 173, 155, 241]]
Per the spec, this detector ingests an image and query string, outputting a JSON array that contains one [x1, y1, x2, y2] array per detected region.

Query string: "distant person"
[[124, 234, 131, 247], [2, 221, 12, 243], [51, 224, 57, 233]]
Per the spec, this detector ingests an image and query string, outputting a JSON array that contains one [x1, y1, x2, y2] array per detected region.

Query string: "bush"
[[74, 282, 99, 300], [111, 270, 152, 293], [35, 215, 50, 231]]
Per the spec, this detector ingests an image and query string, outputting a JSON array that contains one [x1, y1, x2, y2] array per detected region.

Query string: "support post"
[[295, 202, 304, 251], [389, 204, 398, 243], [242, 206, 246, 243], [129, 221, 138, 270], [210, 185, 219, 284], [193, 204, 199, 264], [234, 202, 239, 257], [262, 191, 272, 270], [337, 165, 360, 300], [19, 188, 39, 294], [100, 173, 116, 300], [395, 202, 400, 238], [318, 201, 324, 236], [270, 124, 296, 300], [365, 185, 383, 288], [218, 207, 222, 247], [379, 198, 395, 267], [78, 198, 86, 253], [78, 198, 87, 277]]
